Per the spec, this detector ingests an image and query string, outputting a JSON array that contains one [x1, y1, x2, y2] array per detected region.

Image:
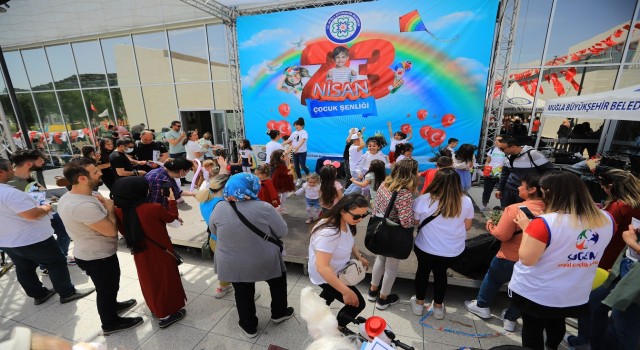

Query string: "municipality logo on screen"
[[325, 11, 361, 44]]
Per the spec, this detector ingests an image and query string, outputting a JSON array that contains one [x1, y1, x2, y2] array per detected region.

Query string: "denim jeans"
[[305, 198, 321, 218], [1, 236, 75, 299], [50, 213, 71, 256], [75, 254, 121, 328], [476, 256, 520, 321], [292, 152, 310, 178], [343, 183, 363, 196], [590, 257, 640, 350]]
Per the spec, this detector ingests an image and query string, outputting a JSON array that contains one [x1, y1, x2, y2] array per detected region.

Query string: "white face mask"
[[125, 148, 134, 154]]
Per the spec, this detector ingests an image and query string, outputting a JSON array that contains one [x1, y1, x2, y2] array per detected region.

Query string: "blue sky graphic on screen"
[[238, 0, 499, 169]]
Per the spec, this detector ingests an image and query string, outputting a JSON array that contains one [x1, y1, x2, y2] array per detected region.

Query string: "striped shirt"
[[0, 183, 52, 247]]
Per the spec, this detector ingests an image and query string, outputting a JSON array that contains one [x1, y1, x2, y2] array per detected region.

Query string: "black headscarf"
[[111, 177, 149, 253]]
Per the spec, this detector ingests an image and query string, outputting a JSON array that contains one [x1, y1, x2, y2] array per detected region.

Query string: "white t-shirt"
[[265, 141, 284, 164], [413, 195, 474, 257], [0, 184, 53, 247], [290, 129, 309, 153], [295, 183, 321, 199], [308, 223, 354, 285], [185, 140, 204, 161], [240, 149, 253, 160], [348, 144, 363, 173], [390, 138, 407, 153], [487, 147, 506, 168], [355, 151, 389, 174], [395, 155, 406, 162]]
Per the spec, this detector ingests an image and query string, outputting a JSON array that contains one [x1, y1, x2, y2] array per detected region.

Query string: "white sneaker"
[[464, 299, 491, 319], [480, 206, 491, 211], [410, 296, 426, 316], [431, 304, 445, 320], [501, 309, 516, 332], [295, 179, 302, 187], [214, 285, 233, 298]]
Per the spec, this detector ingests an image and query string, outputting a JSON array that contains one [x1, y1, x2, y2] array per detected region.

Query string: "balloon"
[[417, 109, 428, 120], [267, 120, 278, 130], [419, 125, 433, 140], [276, 120, 292, 136], [278, 103, 290, 118], [442, 113, 456, 127], [400, 124, 412, 134], [426, 128, 446, 147], [592, 268, 609, 290]]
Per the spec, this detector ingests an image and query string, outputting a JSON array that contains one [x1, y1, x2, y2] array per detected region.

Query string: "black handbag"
[[365, 191, 415, 259]]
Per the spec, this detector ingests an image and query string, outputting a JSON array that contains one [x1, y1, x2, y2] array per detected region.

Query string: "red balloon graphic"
[[400, 124, 412, 134], [442, 113, 456, 127], [276, 120, 292, 136], [278, 103, 290, 118], [267, 120, 278, 130], [426, 128, 446, 147], [417, 109, 428, 120], [419, 125, 433, 140]]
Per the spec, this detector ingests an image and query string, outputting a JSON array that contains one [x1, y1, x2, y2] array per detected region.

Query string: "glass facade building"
[[0, 23, 234, 160]]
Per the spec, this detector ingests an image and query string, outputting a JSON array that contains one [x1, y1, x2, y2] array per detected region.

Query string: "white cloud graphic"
[[240, 28, 292, 49], [242, 60, 270, 87], [453, 57, 489, 85], [427, 11, 476, 31]]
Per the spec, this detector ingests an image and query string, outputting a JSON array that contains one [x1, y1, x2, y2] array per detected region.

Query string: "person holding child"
[[295, 173, 322, 224], [368, 159, 418, 310]]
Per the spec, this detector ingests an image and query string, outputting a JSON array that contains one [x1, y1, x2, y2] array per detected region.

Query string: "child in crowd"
[[326, 46, 356, 83], [198, 159, 219, 191], [295, 173, 321, 224], [319, 164, 344, 214], [354, 136, 390, 178], [346, 159, 386, 207], [346, 127, 365, 179], [239, 139, 253, 173], [452, 144, 476, 193], [394, 143, 414, 162], [387, 121, 412, 163], [420, 156, 453, 194], [255, 165, 280, 208], [270, 149, 295, 214], [445, 138, 459, 156]]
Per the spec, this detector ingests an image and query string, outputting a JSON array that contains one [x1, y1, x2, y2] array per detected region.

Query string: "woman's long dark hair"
[[111, 177, 150, 253], [454, 143, 475, 163], [311, 194, 369, 237], [367, 159, 386, 191], [99, 138, 114, 163], [320, 165, 338, 208], [182, 130, 196, 146]]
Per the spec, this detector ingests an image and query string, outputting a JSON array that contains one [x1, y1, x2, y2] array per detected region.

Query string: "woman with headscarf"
[[209, 173, 293, 338], [112, 177, 187, 329]]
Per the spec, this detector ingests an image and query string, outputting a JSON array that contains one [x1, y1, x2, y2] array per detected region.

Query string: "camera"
[[161, 181, 172, 197]]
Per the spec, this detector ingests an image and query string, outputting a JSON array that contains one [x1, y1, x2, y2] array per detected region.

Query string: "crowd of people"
[[0, 118, 639, 350]]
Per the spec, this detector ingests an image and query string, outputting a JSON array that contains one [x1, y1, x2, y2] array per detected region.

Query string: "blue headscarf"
[[223, 173, 261, 201]]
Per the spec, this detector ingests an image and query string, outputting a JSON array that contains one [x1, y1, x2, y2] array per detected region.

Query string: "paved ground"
[[0, 171, 576, 349]]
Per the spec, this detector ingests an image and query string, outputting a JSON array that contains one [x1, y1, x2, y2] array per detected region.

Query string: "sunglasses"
[[348, 211, 370, 220]]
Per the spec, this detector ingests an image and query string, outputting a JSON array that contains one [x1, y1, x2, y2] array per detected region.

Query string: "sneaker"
[[159, 309, 186, 329], [563, 333, 584, 348], [60, 287, 95, 304], [296, 178, 303, 187], [431, 304, 445, 320], [410, 296, 426, 316], [102, 316, 144, 335], [375, 294, 399, 310], [271, 306, 295, 323], [67, 257, 77, 266], [239, 323, 258, 339], [367, 288, 379, 302], [305, 217, 313, 224], [34, 289, 56, 305], [214, 285, 233, 298], [480, 206, 491, 212], [501, 309, 516, 332], [116, 299, 137, 314], [464, 299, 491, 319]]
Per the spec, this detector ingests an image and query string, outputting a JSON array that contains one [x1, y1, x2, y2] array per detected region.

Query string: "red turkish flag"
[[614, 29, 624, 37], [90, 102, 97, 112], [550, 73, 566, 96], [493, 81, 503, 99], [603, 36, 617, 47]]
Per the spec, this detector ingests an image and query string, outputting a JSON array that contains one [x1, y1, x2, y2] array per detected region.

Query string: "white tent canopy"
[[542, 84, 640, 121], [492, 83, 546, 112]]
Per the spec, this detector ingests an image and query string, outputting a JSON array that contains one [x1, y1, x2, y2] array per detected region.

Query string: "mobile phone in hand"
[[632, 217, 640, 231], [518, 206, 536, 220]]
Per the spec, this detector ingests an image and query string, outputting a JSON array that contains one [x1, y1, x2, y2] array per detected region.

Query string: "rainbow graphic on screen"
[[399, 10, 426, 32]]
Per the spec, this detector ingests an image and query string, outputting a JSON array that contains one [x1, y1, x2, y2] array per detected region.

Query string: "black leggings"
[[414, 246, 456, 304], [319, 283, 365, 327]]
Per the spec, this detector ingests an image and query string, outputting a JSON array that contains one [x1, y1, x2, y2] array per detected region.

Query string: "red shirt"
[[258, 179, 280, 208]]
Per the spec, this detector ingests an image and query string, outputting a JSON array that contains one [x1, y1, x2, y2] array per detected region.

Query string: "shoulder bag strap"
[[145, 236, 181, 260], [417, 209, 442, 232], [383, 191, 398, 218], [229, 201, 283, 252]]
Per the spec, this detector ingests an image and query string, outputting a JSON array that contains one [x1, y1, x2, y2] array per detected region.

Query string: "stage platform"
[[42, 169, 496, 289]]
